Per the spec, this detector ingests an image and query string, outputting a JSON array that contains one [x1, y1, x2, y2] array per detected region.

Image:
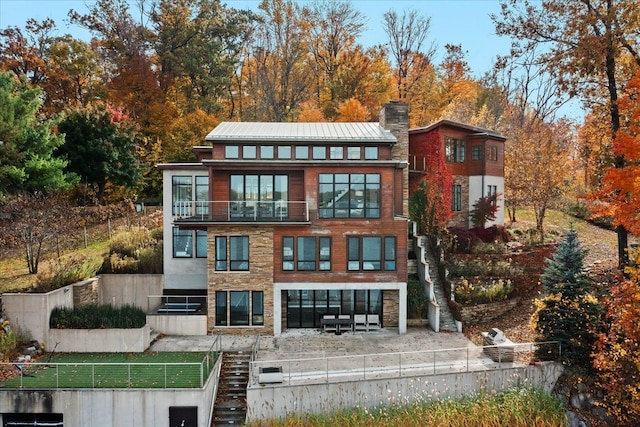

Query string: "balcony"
[[172, 201, 309, 224]]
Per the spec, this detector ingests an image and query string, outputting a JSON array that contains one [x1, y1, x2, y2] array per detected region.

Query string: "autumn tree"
[[382, 8, 436, 101], [307, 0, 365, 118], [470, 193, 500, 229], [493, 0, 640, 266], [239, 0, 314, 122], [0, 72, 77, 196], [593, 249, 640, 425], [0, 192, 73, 273], [335, 98, 368, 122], [56, 104, 141, 202], [151, 0, 256, 115], [589, 70, 640, 235]]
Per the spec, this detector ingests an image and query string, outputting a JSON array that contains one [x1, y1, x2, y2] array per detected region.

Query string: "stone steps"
[[212, 351, 251, 426], [423, 247, 458, 332]]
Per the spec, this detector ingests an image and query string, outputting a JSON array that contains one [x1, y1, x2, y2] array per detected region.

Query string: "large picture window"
[[282, 236, 331, 271], [215, 291, 264, 327], [318, 173, 380, 218], [230, 174, 288, 218], [347, 236, 396, 271], [445, 138, 465, 163]]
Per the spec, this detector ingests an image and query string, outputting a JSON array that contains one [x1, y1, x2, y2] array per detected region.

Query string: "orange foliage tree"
[[593, 252, 640, 425], [589, 70, 640, 236], [335, 98, 368, 122]]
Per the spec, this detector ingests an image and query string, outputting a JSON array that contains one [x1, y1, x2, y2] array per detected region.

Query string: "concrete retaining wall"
[[246, 362, 563, 422], [2, 286, 74, 346], [146, 315, 207, 336], [48, 325, 151, 352], [99, 274, 163, 311], [0, 357, 220, 427]]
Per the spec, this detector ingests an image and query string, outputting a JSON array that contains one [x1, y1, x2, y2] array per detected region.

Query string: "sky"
[[0, 0, 510, 77]]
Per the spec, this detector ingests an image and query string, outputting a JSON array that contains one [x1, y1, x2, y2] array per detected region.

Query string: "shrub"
[[447, 227, 481, 253], [448, 258, 523, 278], [50, 304, 146, 329], [454, 278, 514, 305], [407, 275, 427, 318], [101, 228, 163, 274], [0, 322, 31, 361], [471, 242, 507, 254], [35, 255, 102, 293]]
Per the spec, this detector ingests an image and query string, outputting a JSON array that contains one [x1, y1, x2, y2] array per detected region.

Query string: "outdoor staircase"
[[422, 244, 458, 332], [211, 350, 251, 426]]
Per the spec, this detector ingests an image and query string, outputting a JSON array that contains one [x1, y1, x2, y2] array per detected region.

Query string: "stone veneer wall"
[[382, 290, 399, 328], [380, 102, 409, 216], [72, 278, 100, 307], [208, 227, 274, 336], [448, 175, 470, 228], [460, 298, 520, 326]]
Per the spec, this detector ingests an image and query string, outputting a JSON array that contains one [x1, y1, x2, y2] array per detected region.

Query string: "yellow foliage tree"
[[335, 97, 369, 122]]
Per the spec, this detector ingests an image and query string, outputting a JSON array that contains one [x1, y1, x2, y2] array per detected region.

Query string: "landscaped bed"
[[1, 351, 217, 389]]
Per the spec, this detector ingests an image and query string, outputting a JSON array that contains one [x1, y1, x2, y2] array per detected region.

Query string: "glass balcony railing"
[[172, 200, 309, 223]]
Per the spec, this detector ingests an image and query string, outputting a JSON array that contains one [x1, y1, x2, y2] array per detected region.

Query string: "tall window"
[[252, 291, 264, 325], [471, 145, 483, 160], [196, 230, 207, 258], [173, 227, 192, 257], [215, 236, 249, 271], [487, 145, 498, 161], [318, 173, 380, 218], [195, 176, 208, 215], [488, 185, 498, 206], [347, 236, 396, 271], [282, 236, 331, 271], [452, 185, 462, 211], [172, 176, 192, 215], [445, 138, 465, 163]]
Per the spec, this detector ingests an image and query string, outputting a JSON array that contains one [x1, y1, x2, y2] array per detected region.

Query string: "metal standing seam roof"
[[205, 122, 397, 143]]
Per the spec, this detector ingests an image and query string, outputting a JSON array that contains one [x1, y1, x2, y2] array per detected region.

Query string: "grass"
[[247, 387, 566, 427], [1, 351, 216, 389]]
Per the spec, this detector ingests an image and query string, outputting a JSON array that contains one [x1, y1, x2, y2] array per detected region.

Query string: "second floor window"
[[446, 138, 465, 163], [318, 173, 380, 219], [347, 236, 396, 271], [487, 145, 498, 161], [282, 236, 331, 271], [471, 145, 483, 160], [215, 236, 249, 271]]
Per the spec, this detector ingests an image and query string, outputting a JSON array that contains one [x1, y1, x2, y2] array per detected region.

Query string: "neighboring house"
[[158, 102, 410, 336], [408, 120, 506, 228]]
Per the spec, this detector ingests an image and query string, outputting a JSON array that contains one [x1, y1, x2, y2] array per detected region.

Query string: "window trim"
[[347, 235, 395, 271], [173, 227, 193, 258], [445, 138, 465, 163]]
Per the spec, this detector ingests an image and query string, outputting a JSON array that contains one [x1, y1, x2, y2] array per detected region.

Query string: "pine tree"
[[532, 228, 603, 371]]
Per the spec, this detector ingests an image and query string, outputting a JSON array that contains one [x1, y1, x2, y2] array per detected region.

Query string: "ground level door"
[[286, 289, 382, 328], [169, 406, 197, 427]]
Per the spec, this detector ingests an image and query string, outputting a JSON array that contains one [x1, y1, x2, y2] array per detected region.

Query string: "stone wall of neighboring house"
[[448, 175, 470, 228], [383, 290, 400, 328], [460, 298, 520, 326]]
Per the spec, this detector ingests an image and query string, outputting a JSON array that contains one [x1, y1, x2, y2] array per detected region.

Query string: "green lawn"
[[2, 351, 217, 389]]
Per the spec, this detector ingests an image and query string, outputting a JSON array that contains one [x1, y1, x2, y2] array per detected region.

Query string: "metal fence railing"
[[2, 337, 221, 390], [249, 341, 560, 386]]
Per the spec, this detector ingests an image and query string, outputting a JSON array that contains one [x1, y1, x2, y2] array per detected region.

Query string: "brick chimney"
[[380, 101, 409, 216]]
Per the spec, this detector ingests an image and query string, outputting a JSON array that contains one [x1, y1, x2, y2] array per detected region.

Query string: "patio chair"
[[367, 314, 381, 330], [353, 314, 367, 332], [338, 314, 352, 332], [322, 314, 337, 333]]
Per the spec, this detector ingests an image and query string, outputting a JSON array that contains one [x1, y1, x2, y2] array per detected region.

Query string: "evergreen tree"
[[532, 228, 603, 371]]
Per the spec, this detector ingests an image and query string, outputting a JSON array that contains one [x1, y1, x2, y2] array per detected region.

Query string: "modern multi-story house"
[[159, 102, 410, 336], [408, 120, 506, 228]]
